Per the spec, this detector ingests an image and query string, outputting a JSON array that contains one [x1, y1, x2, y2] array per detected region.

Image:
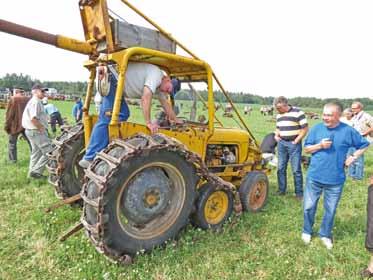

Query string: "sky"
[[0, 0, 373, 99]]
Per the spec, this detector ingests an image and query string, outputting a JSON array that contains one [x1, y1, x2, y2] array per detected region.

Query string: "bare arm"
[[293, 126, 309, 144], [304, 139, 332, 154], [274, 129, 281, 142], [31, 117, 45, 132], [304, 143, 323, 154], [345, 146, 369, 166], [141, 86, 153, 125], [158, 95, 177, 122]]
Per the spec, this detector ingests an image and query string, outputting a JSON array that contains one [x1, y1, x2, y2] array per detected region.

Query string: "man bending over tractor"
[[79, 62, 181, 169]]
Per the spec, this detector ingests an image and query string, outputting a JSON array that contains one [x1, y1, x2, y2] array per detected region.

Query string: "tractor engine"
[[206, 145, 237, 166]]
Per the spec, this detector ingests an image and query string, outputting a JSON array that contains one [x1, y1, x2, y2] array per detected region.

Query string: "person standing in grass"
[[4, 87, 31, 163], [349, 101, 373, 180], [274, 96, 308, 200], [362, 176, 373, 278], [301, 102, 369, 249], [22, 84, 54, 179], [72, 96, 83, 123]]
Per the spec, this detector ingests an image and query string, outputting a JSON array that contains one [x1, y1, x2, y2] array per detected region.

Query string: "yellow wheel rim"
[[204, 191, 229, 225]]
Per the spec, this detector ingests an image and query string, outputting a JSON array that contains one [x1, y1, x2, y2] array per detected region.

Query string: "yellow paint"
[[204, 191, 229, 225]]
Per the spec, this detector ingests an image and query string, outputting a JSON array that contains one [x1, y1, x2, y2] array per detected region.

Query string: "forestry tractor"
[[0, 0, 270, 264]]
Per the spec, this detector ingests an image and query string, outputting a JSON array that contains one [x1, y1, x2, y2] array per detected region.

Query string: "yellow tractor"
[[0, 0, 269, 263]]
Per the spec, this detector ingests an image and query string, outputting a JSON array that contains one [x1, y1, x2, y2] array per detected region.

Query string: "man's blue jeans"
[[277, 140, 303, 196], [303, 178, 344, 238], [348, 147, 364, 180], [84, 103, 130, 161]]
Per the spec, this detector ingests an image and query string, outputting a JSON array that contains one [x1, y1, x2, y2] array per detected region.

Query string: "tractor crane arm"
[[0, 19, 94, 55]]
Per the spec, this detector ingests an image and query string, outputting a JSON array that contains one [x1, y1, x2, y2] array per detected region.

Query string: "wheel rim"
[[204, 191, 229, 225], [116, 162, 186, 240], [248, 181, 267, 210]]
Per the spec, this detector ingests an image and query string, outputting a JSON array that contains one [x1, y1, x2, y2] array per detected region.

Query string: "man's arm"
[[4, 99, 14, 134], [304, 140, 332, 154], [158, 94, 178, 122], [31, 117, 45, 132], [293, 126, 309, 144], [274, 128, 281, 142], [141, 86, 160, 134], [345, 146, 369, 167]]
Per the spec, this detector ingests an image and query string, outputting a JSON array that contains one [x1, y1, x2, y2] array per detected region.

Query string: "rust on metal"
[[0, 19, 56, 46], [59, 222, 84, 242], [45, 193, 82, 213], [80, 133, 242, 263]]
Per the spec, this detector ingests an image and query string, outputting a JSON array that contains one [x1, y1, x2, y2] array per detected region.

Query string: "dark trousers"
[[8, 131, 31, 162], [366, 185, 373, 252], [50, 112, 64, 133]]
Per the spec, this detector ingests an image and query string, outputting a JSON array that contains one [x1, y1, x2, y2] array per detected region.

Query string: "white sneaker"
[[301, 233, 311, 244], [320, 237, 333, 250]]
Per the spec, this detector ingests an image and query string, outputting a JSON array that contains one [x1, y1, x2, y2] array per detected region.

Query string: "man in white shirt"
[[349, 101, 373, 180], [22, 84, 53, 179], [79, 62, 181, 169]]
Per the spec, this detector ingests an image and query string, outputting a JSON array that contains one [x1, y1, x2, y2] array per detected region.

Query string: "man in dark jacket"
[[4, 88, 31, 163]]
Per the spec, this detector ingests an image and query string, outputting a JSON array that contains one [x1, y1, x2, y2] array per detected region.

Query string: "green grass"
[[1, 100, 372, 279]]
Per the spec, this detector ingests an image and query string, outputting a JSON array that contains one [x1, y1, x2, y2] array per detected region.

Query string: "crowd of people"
[[3, 66, 373, 277]]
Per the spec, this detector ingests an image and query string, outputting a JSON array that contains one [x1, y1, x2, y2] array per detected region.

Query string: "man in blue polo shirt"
[[301, 102, 369, 249]]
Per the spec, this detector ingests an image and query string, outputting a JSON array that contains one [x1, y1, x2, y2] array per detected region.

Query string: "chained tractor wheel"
[[82, 134, 198, 259], [47, 123, 85, 199], [239, 171, 269, 212], [192, 183, 234, 230]]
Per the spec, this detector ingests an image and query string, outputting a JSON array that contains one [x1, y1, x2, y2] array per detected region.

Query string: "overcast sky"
[[1, 0, 373, 99]]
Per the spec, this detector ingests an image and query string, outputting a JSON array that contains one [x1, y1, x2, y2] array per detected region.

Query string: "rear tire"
[[82, 136, 198, 257], [239, 171, 269, 212], [192, 183, 234, 230], [47, 123, 85, 199]]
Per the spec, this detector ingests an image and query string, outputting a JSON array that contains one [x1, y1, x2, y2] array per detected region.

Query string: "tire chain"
[[46, 123, 84, 199], [80, 133, 240, 264]]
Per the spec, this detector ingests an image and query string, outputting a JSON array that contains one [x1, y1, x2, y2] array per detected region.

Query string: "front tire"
[[192, 183, 234, 230], [239, 171, 269, 212]]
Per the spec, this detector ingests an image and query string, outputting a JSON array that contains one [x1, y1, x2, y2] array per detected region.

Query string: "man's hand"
[[320, 139, 332, 149], [147, 122, 159, 134], [274, 135, 281, 142], [345, 155, 357, 167], [370, 176, 373, 185]]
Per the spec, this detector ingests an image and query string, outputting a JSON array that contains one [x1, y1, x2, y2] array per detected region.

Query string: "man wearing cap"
[[42, 96, 64, 135], [4, 87, 31, 163], [22, 84, 53, 179], [79, 62, 181, 169]]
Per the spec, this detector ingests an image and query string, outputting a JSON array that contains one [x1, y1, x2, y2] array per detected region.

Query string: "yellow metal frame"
[[77, 0, 267, 183]]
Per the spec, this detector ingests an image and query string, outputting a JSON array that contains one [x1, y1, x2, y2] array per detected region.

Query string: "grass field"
[[1, 100, 373, 279]]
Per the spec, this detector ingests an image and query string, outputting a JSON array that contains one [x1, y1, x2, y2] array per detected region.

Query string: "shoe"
[[79, 159, 92, 169], [301, 233, 311, 244], [320, 237, 333, 250], [29, 172, 47, 179], [295, 195, 303, 202], [361, 268, 373, 278]]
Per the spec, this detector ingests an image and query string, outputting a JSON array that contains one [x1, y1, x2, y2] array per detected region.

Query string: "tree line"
[[0, 73, 87, 96], [1, 73, 372, 109]]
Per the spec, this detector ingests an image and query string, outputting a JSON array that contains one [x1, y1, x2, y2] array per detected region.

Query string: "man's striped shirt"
[[276, 106, 308, 141]]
